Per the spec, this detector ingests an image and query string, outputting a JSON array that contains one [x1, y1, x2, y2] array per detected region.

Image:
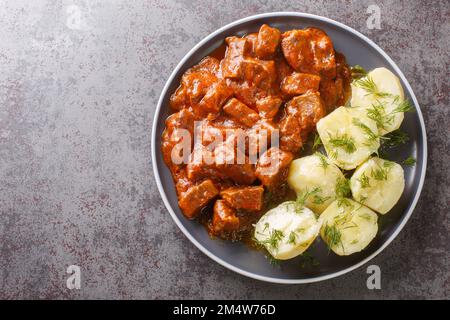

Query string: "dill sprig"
[[355, 76, 392, 98], [328, 134, 356, 154], [315, 152, 329, 170], [352, 118, 379, 145], [382, 130, 409, 148], [257, 229, 284, 250], [323, 224, 343, 252], [370, 162, 393, 181], [402, 156, 416, 166], [350, 65, 368, 80], [312, 133, 323, 151], [335, 177, 351, 198], [393, 99, 415, 113], [288, 231, 297, 245], [358, 172, 371, 188], [296, 187, 321, 210]]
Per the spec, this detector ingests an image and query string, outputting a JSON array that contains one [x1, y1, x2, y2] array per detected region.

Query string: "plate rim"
[[151, 12, 428, 284]]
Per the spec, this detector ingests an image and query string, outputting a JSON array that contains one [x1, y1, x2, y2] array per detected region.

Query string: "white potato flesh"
[[350, 157, 405, 214], [254, 202, 321, 260], [287, 154, 345, 214], [320, 199, 378, 256], [351, 67, 405, 135], [317, 106, 380, 170]]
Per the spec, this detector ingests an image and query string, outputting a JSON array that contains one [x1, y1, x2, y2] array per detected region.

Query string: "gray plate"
[[151, 12, 427, 284]]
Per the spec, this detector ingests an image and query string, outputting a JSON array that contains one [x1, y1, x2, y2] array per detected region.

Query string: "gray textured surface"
[[0, 0, 448, 299]]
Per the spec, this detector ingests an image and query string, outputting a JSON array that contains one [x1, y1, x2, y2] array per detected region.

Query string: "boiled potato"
[[287, 153, 345, 214], [351, 67, 405, 135], [320, 199, 378, 256], [350, 157, 405, 214], [317, 106, 380, 170], [254, 202, 321, 260]]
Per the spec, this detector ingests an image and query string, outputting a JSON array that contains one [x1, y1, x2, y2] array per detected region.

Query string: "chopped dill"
[[328, 134, 356, 154], [296, 187, 321, 210], [352, 118, 379, 145], [393, 99, 415, 113], [335, 177, 351, 198], [312, 194, 331, 205], [312, 133, 323, 151], [355, 76, 392, 98], [288, 231, 297, 245], [350, 65, 368, 80], [402, 156, 416, 166], [299, 251, 320, 268], [323, 224, 343, 252], [382, 130, 409, 148], [358, 172, 371, 188], [315, 152, 329, 170]]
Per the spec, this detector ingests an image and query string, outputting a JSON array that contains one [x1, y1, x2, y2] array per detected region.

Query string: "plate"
[[151, 12, 427, 283]]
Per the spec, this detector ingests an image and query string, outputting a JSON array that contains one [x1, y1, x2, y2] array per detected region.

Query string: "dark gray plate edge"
[[151, 12, 428, 284]]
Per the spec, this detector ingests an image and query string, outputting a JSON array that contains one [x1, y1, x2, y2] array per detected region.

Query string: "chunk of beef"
[[284, 91, 326, 139], [220, 186, 264, 212], [171, 57, 220, 109], [186, 142, 256, 185], [195, 81, 233, 115], [223, 98, 260, 127], [161, 109, 195, 176], [255, 24, 281, 59], [255, 96, 282, 119], [178, 179, 219, 219], [281, 28, 336, 78], [319, 52, 352, 111], [281, 72, 321, 96], [279, 114, 303, 154], [212, 200, 240, 235], [255, 147, 293, 189], [220, 36, 249, 78]]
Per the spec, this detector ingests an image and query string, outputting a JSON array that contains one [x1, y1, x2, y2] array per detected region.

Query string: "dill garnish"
[[257, 229, 284, 251], [352, 118, 379, 145], [355, 76, 392, 98], [312, 133, 323, 151], [335, 177, 351, 198], [382, 130, 409, 148], [323, 224, 343, 252], [328, 134, 356, 154], [358, 172, 371, 188], [288, 231, 297, 245], [402, 156, 416, 166], [296, 187, 321, 210], [350, 65, 368, 80], [315, 152, 329, 170]]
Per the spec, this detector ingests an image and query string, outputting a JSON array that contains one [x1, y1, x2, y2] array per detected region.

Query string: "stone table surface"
[[0, 0, 448, 299]]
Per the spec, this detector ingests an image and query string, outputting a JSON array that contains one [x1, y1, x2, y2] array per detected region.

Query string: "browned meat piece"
[[281, 28, 336, 78], [225, 79, 265, 108], [223, 98, 260, 127], [213, 142, 256, 185], [241, 58, 277, 90], [220, 36, 249, 78], [178, 179, 219, 219], [284, 91, 326, 139], [320, 52, 352, 111], [281, 72, 321, 96], [246, 119, 277, 160], [186, 142, 256, 185], [256, 96, 282, 119], [161, 109, 195, 175], [279, 114, 303, 154], [212, 200, 240, 235], [195, 81, 233, 115], [220, 186, 264, 212], [244, 33, 258, 57], [255, 147, 293, 189], [170, 57, 220, 110], [255, 24, 281, 59]]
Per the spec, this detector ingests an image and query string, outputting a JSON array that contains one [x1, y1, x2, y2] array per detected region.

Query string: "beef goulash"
[[161, 24, 351, 241]]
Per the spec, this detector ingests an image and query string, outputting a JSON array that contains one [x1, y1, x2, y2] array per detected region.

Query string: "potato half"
[[254, 202, 321, 260], [287, 154, 345, 214], [350, 157, 405, 214], [317, 106, 380, 170], [320, 199, 378, 256], [351, 67, 406, 135]]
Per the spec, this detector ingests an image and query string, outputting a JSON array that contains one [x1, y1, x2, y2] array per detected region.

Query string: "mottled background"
[[0, 0, 448, 299]]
